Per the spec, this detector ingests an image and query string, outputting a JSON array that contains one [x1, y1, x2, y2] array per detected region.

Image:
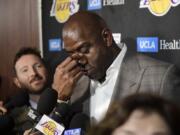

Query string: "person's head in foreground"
[[87, 93, 180, 135]]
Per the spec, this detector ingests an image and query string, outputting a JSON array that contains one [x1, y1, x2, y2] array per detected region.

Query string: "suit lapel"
[[111, 53, 146, 102], [70, 53, 147, 116]]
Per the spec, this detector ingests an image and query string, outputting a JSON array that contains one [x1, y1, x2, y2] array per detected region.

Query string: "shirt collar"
[[90, 43, 127, 91], [106, 43, 127, 78]]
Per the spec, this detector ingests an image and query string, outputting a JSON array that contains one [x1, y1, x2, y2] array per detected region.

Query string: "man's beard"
[[20, 84, 46, 95], [27, 88, 44, 95]]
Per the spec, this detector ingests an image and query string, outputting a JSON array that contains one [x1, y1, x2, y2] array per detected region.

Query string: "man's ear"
[[101, 28, 112, 47], [13, 77, 22, 88]]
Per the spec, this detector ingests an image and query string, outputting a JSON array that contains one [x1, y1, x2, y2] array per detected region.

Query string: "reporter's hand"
[[52, 57, 83, 101], [0, 101, 7, 115], [23, 129, 41, 135]]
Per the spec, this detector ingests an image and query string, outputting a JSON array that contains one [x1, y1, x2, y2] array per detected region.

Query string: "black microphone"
[[31, 89, 71, 135], [51, 102, 69, 126], [28, 88, 58, 134], [64, 113, 90, 135], [28, 88, 58, 121], [32, 102, 69, 135], [0, 114, 15, 133], [4, 90, 29, 112], [37, 88, 58, 115]]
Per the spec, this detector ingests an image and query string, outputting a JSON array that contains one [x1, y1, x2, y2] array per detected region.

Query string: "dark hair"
[[13, 47, 43, 74], [87, 93, 180, 135]]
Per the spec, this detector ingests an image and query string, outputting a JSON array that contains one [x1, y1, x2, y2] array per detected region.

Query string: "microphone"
[[28, 88, 58, 134], [33, 97, 70, 135], [28, 88, 58, 121], [51, 102, 69, 126], [64, 113, 90, 135], [37, 88, 58, 115], [4, 90, 29, 112], [35, 114, 65, 135]]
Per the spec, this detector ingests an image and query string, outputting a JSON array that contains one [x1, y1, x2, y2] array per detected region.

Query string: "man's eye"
[[80, 48, 89, 53], [35, 64, 42, 69], [69, 52, 74, 56], [79, 46, 89, 53], [21, 69, 28, 73]]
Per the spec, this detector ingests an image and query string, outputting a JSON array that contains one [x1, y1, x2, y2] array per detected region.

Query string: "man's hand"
[[52, 57, 83, 101], [0, 101, 7, 115], [23, 129, 41, 135]]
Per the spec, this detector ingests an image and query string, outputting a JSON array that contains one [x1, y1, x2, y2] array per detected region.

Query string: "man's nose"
[[29, 67, 37, 76], [71, 53, 87, 65], [77, 57, 87, 66]]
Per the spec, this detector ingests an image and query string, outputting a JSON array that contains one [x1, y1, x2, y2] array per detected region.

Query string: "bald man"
[[52, 11, 180, 123]]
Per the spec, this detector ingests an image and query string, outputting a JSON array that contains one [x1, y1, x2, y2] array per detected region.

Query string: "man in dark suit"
[[0, 47, 50, 134], [52, 11, 180, 123]]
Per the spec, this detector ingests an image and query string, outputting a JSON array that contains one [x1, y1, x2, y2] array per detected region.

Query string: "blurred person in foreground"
[[52, 11, 180, 124], [87, 93, 180, 135]]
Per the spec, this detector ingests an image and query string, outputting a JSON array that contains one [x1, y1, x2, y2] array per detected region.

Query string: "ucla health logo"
[[140, 0, 180, 16], [137, 37, 159, 52], [50, 0, 79, 23], [88, 0, 102, 10], [49, 39, 62, 52]]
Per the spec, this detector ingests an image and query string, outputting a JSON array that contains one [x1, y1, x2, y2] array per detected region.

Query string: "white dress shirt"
[[29, 99, 37, 109], [90, 44, 127, 123]]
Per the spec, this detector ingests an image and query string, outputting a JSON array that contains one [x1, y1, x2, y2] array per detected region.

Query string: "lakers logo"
[[41, 121, 58, 135], [140, 0, 180, 16], [50, 0, 79, 23], [149, 0, 171, 16]]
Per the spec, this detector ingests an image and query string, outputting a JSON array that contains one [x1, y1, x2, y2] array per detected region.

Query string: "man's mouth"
[[30, 76, 43, 84]]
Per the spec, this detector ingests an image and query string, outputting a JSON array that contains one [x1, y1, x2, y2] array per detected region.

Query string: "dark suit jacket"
[[69, 53, 180, 116], [9, 105, 33, 135]]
